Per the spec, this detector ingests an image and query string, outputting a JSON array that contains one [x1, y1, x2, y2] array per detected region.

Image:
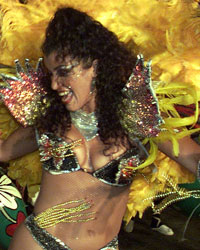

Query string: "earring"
[[90, 78, 96, 95]]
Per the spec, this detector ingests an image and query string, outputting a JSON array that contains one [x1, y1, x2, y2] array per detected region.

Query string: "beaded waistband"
[[25, 214, 119, 250]]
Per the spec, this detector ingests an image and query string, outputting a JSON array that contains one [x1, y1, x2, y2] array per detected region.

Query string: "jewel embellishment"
[[0, 58, 51, 127], [119, 54, 164, 140], [70, 110, 98, 141], [115, 155, 140, 184], [39, 134, 83, 170]]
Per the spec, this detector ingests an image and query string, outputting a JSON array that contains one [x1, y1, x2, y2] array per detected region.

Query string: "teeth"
[[59, 89, 71, 96]]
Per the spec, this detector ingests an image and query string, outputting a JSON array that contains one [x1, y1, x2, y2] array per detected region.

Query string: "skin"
[[5, 52, 129, 250], [158, 136, 200, 175], [0, 51, 199, 250], [43, 51, 96, 113]]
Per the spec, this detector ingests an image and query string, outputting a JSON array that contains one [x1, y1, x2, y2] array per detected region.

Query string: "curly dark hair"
[[40, 7, 137, 146]]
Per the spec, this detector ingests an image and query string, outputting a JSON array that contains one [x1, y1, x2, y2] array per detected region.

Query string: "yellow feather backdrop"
[[0, 0, 199, 218]]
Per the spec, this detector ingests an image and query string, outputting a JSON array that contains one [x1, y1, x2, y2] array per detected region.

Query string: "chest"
[[37, 131, 145, 186]]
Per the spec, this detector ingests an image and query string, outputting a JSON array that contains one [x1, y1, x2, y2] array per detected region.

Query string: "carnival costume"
[[0, 0, 200, 249], [0, 54, 163, 249]]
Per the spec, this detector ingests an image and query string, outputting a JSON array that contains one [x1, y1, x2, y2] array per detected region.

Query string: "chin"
[[64, 104, 79, 112]]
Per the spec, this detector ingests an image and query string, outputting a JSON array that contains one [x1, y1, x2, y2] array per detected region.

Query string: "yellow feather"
[[0, 0, 199, 218]]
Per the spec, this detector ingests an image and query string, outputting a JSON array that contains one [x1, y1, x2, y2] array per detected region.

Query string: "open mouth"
[[59, 91, 70, 96], [58, 88, 73, 104]]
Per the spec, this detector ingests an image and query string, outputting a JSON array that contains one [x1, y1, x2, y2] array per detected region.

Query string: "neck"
[[81, 91, 96, 114], [70, 109, 98, 141]]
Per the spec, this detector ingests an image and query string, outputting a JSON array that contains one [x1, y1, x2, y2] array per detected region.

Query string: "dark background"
[[119, 205, 200, 250]]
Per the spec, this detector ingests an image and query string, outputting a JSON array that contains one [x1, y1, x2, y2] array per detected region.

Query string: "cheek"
[[57, 76, 72, 87]]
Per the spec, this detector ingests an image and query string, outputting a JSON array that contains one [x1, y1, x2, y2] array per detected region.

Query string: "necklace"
[[70, 109, 98, 141]]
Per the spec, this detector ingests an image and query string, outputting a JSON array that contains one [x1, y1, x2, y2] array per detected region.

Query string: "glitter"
[[119, 54, 164, 140], [0, 58, 51, 127]]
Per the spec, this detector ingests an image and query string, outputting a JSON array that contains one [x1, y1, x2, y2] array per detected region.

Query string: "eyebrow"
[[53, 62, 79, 72]]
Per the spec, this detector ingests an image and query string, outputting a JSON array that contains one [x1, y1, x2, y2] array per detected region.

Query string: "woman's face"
[[44, 51, 96, 113]]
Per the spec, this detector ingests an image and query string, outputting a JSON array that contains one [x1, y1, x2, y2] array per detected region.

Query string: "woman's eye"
[[57, 69, 71, 77]]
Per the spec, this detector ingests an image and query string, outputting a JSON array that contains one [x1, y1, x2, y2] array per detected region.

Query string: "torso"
[[33, 125, 138, 250]]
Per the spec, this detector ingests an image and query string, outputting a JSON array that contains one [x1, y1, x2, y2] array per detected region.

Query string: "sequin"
[[0, 59, 51, 127], [38, 132, 147, 185], [39, 133, 82, 172], [25, 214, 119, 250], [25, 214, 72, 250], [119, 54, 164, 140], [93, 147, 143, 186], [70, 110, 98, 141]]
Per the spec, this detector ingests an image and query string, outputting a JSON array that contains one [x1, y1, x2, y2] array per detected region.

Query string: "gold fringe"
[[34, 199, 95, 228]]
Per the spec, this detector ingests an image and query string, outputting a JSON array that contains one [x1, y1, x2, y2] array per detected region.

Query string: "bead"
[[39, 133, 82, 170], [0, 59, 51, 127], [70, 110, 98, 141], [34, 199, 96, 228], [143, 173, 200, 213]]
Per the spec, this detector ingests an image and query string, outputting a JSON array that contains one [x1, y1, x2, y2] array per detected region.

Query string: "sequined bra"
[[37, 132, 146, 187]]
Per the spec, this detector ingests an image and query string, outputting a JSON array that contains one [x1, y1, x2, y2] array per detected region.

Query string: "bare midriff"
[[34, 170, 130, 250]]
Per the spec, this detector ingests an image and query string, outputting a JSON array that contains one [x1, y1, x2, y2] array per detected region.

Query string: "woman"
[[0, 7, 199, 250]]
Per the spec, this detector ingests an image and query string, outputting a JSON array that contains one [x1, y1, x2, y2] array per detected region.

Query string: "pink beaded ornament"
[[0, 59, 51, 127], [119, 54, 163, 139]]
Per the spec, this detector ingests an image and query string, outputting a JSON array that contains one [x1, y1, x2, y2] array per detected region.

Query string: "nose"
[[51, 75, 59, 90]]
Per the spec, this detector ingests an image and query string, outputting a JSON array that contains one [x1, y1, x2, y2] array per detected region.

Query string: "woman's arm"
[[158, 136, 200, 175], [0, 126, 38, 162]]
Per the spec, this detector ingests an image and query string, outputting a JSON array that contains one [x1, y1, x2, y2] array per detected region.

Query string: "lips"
[[62, 92, 73, 104], [58, 88, 73, 104], [58, 88, 71, 96]]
